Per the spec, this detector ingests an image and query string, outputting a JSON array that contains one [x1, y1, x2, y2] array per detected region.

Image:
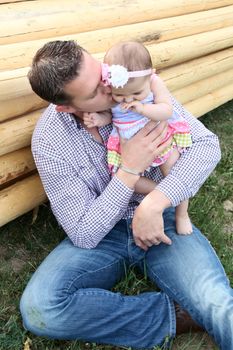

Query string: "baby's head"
[[103, 41, 153, 103]]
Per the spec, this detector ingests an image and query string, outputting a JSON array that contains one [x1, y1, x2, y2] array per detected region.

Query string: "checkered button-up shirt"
[[32, 97, 221, 248]]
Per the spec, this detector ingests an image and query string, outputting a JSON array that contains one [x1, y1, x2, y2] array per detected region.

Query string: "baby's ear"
[[152, 68, 156, 74]]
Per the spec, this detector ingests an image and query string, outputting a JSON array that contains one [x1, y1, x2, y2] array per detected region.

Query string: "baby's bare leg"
[[160, 149, 192, 235], [134, 177, 157, 195], [175, 199, 193, 235]]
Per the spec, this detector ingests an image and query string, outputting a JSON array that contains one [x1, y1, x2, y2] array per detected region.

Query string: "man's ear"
[[55, 105, 76, 113]]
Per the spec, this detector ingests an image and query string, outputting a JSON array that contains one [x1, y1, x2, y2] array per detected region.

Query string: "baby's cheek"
[[112, 96, 122, 103]]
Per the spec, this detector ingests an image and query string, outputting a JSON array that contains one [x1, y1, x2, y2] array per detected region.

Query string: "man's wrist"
[[116, 168, 140, 189], [119, 164, 143, 176], [146, 189, 171, 212]]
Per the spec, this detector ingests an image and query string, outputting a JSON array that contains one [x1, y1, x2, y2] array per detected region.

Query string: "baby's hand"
[[83, 112, 103, 128], [121, 101, 144, 114]]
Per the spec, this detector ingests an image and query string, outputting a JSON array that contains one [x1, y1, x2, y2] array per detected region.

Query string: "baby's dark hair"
[[104, 41, 152, 71]]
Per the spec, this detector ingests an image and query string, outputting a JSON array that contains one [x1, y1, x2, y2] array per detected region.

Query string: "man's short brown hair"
[[28, 40, 84, 105]]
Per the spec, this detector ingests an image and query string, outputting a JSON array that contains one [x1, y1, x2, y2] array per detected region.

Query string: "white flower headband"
[[102, 63, 153, 88]]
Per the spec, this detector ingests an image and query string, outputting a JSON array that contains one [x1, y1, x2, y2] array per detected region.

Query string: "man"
[[20, 41, 233, 349]]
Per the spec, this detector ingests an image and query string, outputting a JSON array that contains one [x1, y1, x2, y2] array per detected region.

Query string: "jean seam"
[[193, 230, 230, 284], [147, 264, 177, 299], [167, 295, 176, 339], [65, 258, 125, 293], [146, 267, 176, 344], [139, 258, 177, 344]]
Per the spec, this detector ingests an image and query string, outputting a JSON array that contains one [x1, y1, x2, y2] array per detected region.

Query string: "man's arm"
[[132, 97, 221, 250], [33, 119, 170, 249], [34, 148, 135, 249], [156, 97, 221, 206]]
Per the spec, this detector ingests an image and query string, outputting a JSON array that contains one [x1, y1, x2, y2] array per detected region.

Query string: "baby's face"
[[112, 76, 151, 103]]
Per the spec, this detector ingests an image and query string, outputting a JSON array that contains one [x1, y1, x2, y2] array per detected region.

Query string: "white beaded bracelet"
[[119, 164, 143, 176]]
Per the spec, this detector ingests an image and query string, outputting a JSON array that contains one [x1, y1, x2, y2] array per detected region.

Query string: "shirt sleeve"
[[33, 142, 134, 249], [156, 97, 221, 206]]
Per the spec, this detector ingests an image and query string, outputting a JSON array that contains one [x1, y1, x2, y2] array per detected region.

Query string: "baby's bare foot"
[[176, 215, 193, 235]]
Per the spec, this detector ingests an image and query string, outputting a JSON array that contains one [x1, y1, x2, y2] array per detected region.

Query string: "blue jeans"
[[20, 208, 233, 349]]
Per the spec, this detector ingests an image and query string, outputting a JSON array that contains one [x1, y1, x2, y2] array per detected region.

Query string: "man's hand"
[[120, 121, 171, 173], [132, 190, 172, 250]]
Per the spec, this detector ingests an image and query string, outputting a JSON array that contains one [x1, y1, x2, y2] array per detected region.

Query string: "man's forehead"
[[64, 53, 101, 100], [81, 53, 101, 87]]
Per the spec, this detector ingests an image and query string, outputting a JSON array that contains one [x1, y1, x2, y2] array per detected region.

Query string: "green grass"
[[0, 100, 233, 350]]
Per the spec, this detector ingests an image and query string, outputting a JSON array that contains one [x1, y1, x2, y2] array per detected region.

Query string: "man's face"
[[63, 52, 113, 113]]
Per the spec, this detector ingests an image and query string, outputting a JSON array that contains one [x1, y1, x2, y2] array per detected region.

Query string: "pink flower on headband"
[[101, 63, 128, 88], [101, 63, 111, 86], [101, 63, 153, 89]]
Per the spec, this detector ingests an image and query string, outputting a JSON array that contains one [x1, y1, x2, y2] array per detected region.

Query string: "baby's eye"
[[134, 92, 142, 95]]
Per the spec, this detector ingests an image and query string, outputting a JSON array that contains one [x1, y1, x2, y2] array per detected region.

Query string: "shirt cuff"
[[103, 175, 134, 208], [156, 174, 190, 207]]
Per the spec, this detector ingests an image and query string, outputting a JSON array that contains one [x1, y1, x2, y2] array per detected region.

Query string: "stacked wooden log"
[[0, 0, 233, 226]]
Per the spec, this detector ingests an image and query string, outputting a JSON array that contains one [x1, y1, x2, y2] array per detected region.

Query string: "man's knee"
[[20, 285, 49, 336], [196, 283, 233, 323]]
